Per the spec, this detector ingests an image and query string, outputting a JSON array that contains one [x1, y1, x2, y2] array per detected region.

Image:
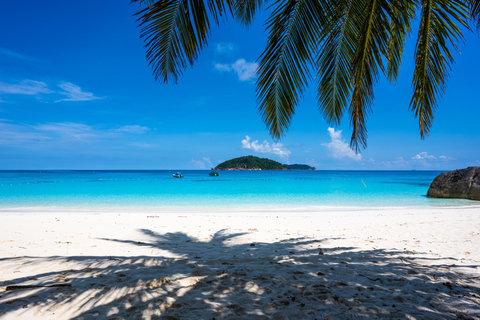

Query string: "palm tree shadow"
[[1, 228, 479, 319]]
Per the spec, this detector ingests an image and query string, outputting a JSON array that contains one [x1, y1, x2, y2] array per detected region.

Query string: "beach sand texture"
[[1, 207, 480, 319]]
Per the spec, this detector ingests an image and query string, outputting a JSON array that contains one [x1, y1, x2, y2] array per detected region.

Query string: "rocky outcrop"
[[427, 167, 480, 201]]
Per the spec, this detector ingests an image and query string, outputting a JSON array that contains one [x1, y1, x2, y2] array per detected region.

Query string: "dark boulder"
[[427, 167, 480, 201]]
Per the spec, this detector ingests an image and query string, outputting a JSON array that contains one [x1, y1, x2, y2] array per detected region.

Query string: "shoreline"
[[1, 206, 480, 319], [1, 202, 480, 214]]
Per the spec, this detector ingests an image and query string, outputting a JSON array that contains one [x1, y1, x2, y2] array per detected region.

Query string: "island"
[[214, 156, 288, 170], [284, 164, 316, 170], [214, 156, 316, 171]]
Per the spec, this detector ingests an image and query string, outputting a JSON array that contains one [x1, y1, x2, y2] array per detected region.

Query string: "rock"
[[427, 167, 480, 201]]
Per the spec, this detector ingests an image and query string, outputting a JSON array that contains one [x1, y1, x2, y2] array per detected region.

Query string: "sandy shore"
[[1, 206, 480, 319]]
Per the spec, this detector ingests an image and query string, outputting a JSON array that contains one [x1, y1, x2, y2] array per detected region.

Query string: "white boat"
[[172, 172, 183, 178]]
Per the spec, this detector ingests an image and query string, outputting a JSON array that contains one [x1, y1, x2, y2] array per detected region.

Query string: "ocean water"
[[0, 170, 477, 209]]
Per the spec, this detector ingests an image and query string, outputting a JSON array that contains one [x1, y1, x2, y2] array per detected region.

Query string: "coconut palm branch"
[[133, 0, 473, 150], [386, 0, 416, 82], [317, 0, 414, 149], [132, 0, 234, 83], [347, 0, 394, 150], [233, 0, 266, 26], [471, 0, 480, 28], [317, 0, 360, 126], [256, 0, 328, 139], [411, 0, 469, 138]]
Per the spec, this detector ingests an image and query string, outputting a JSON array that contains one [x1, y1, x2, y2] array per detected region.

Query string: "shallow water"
[[0, 170, 477, 209]]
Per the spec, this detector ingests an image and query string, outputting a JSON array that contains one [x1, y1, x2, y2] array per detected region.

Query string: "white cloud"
[[412, 152, 452, 161], [0, 79, 103, 103], [0, 120, 110, 147], [214, 64, 231, 72], [113, 125, 150, 134], [321, 127, 362, 161], [56, 82, 104, 102], [0, 119, 154, 147], [214, 59, 258, 81], [0, 47, 36, 61], [412, 152, 436, 160], [0, 119, 51, 145], [377, 157, 408, 168], [35, 122, 100, 141], [410, 152, 453, 168], [0, 80, 52, 95], [0, 119, 164, 160], [215, 43, 236, 54], [232, 59, 258, 81], [241, 135, 291, 159], [189, 157, 213, 169]]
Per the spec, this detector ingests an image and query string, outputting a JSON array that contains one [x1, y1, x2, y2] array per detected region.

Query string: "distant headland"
[[284, 164, 317, 170], [214, 155, 316, 171]]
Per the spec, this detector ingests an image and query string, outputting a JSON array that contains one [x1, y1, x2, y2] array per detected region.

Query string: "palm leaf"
[[316, 0, 361, 125], [470, 0, 480, 29], [233, 0, 266, 26], [411, 0, 468, 138], [207, 0, 234, 23], [386, 0, 415, 82], [257, 0, 327, 139], [133, 0, 232, 83], [133, 0, 157, 5], [349, 0, 391, 151]]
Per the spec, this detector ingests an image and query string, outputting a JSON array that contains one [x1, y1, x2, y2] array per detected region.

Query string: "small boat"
[[209, 170, 219, 177], [173, 172, 183, 178]]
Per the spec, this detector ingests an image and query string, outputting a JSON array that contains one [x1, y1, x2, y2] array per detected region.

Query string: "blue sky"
[[1, 1, 479, 170]]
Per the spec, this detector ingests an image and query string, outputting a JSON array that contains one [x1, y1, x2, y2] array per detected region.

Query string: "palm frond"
[[233, 0, 266, 26], [411, 0, 468, 138], [207, 0, 234, 23], [316, 0, 360, 125], [257, 0, 327, 139], [134, 0, 232, 83], [349, 0, 391, 151], [386, 0, 415, 82], [132, 0, 157, 5], [470, 0, 480, 29]]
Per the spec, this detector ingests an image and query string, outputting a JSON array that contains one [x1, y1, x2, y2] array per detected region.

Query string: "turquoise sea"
[[0, 170, 477, 209]]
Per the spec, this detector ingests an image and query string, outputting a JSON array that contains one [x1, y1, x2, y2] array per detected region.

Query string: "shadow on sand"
[[1, 229, 479, 319]]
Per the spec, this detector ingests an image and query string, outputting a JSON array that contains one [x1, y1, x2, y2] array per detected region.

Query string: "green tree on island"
[[132, 0, 480, 151], [215, 155, 288, 170]]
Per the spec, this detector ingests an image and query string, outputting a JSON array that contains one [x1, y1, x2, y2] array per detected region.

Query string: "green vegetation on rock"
[[215, 156, 288, 170]]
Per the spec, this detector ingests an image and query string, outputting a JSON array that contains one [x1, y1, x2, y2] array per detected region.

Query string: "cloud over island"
[[241, 136, 291, 159], [322, 127, 362, 161]]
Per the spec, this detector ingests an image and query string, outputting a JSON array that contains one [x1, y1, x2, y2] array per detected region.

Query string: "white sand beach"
[[1, 206, 480, 319]]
